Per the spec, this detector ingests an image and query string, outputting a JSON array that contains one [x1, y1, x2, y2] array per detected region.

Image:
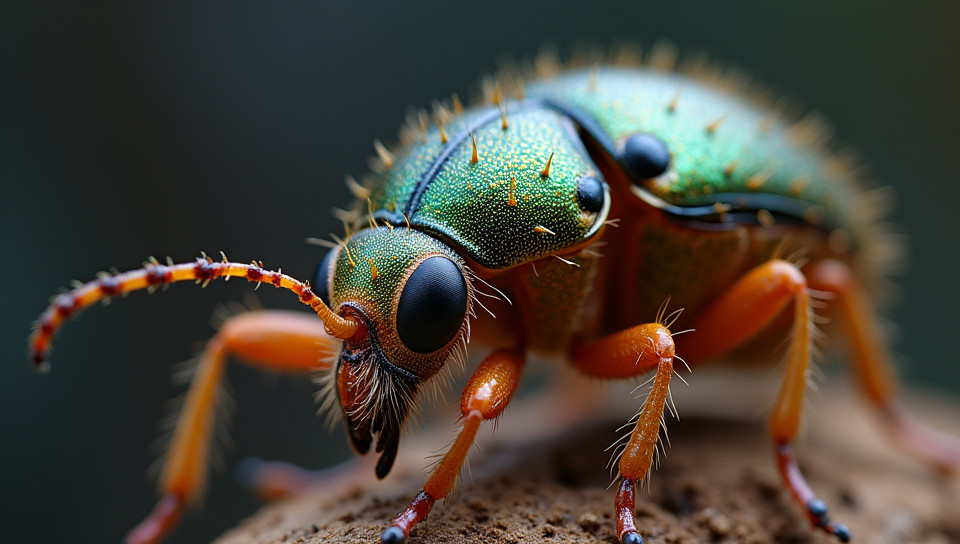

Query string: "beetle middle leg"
[[126, 310, 339, 544], [569, 321, 677, 544], [676, 259, 850, 542], [382, 348, 525, 544]]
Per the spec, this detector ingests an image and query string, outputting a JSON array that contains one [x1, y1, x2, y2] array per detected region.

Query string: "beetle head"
[[314, 227, 472, 477]]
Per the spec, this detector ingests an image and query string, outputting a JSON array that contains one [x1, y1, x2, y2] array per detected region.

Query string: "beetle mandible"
[[29, 45, 960, 544]]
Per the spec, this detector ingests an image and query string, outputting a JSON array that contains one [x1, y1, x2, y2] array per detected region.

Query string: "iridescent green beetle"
[[30, 46, 959, 544]]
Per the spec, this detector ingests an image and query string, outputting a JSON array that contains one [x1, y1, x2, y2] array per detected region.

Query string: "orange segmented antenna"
[[29, 254, 360, 371]]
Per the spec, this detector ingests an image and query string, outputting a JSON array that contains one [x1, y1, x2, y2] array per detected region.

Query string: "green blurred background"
[[2, 2, 958, 543]]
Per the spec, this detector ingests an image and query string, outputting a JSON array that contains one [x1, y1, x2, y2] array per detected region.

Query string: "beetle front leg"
[[127, 310, 339, 544], [807, 259, 960, 473], [570, 322, 676, 544], [677, 259, 849, 542], [381, 348, 524, 544]]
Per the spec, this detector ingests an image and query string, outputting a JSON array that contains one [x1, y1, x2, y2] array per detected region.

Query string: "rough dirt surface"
[[215, 379, 960, 544]]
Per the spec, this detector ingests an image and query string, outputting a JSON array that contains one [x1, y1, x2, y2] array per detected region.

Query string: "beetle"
[[29, 45, 960, 544]]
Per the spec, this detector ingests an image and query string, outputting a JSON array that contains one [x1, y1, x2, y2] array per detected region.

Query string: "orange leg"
[[807, 259, 960, 473], [125, 310, 339, 544], [676, 259, 849, 542], [382, 348, 524, 544], [570, 322, 676, 544]]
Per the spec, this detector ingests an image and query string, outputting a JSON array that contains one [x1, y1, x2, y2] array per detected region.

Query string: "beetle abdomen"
[[526, 69, 860, 231]]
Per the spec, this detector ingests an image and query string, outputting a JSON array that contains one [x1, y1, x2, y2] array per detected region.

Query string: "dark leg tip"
[[833, 524, 851, 543], [381, 526, 406, 544], [806, 498, 828, 518], [622, 531, 644, 544]]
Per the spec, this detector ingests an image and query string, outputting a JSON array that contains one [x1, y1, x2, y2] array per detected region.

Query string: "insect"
[[29, 45, 960, 544]]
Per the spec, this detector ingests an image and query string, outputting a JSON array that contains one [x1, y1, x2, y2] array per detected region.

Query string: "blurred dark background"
[[2, 2, 958, 543]]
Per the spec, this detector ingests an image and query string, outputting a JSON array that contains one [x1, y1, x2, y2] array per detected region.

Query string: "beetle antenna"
[[29, 255, 360, 371]]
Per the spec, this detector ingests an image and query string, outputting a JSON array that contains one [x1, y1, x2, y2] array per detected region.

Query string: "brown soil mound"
[[214, 380, 960, 544]]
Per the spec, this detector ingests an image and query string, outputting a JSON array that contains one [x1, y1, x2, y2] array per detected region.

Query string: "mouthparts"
[[337, 344, 418, 479]]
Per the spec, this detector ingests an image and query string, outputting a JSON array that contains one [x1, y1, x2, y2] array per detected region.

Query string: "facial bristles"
[[29, 254, 359, 370]]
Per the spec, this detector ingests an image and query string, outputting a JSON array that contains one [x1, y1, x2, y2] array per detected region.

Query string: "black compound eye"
[[313, 250, 336, 306], [576, 175, 607, 213], [396, 256, 467, 354], [622, 132, 670, 180]]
